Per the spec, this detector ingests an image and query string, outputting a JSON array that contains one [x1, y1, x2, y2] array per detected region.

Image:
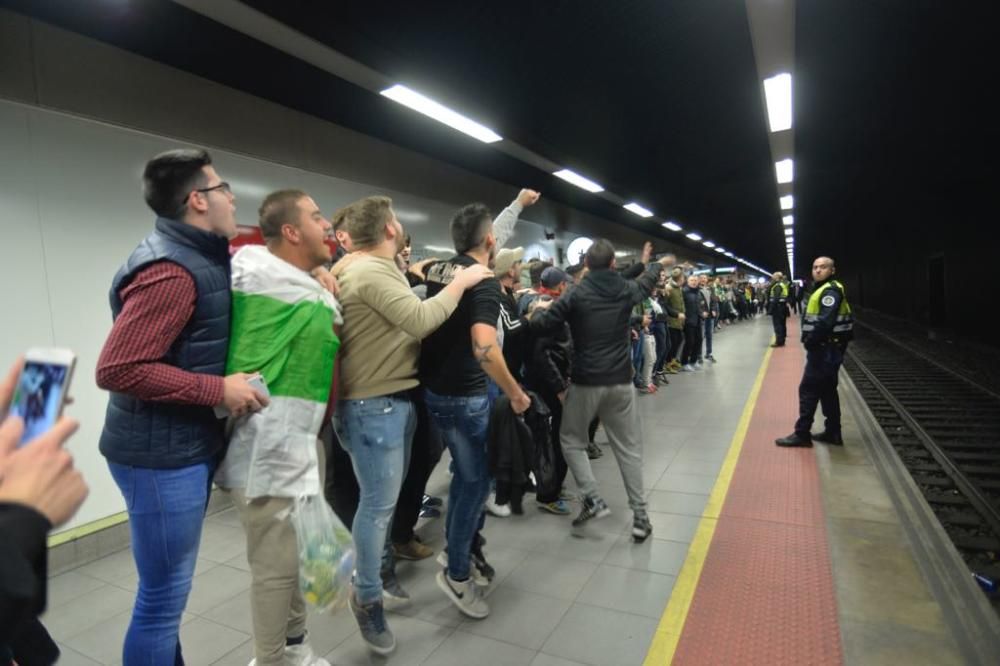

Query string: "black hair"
[[585, 238, 615, 270], [530, 261, 552, 287], [450, 203, 492, 254], [142, 148, 212, 219]]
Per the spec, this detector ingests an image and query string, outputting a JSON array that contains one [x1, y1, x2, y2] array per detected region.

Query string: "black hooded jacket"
[[529, 262, 662, 385]]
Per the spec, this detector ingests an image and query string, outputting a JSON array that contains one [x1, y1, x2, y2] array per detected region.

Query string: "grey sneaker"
[[436, 571, 490, 619], [632, 513, 653, 542], [572, 496, 611, 527], [349, 593, 396, 655], [436, 548, 489, 587]]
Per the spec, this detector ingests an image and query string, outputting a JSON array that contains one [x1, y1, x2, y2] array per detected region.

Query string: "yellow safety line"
[[644, 347, 774, 665], [47, 511, 128, 548]]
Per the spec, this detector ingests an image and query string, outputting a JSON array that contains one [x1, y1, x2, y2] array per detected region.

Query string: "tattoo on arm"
[[473, 341, 494, 364]]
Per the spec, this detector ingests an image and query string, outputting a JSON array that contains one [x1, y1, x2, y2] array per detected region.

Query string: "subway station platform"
[[42, 317, 979, 666]]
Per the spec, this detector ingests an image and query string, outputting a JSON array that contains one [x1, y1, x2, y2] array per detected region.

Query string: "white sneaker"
[[436, 571, 489, 619], [485, 493, 511, 517]]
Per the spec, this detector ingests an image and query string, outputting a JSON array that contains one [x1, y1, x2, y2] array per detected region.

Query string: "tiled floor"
[[45, 317, 775, 666]]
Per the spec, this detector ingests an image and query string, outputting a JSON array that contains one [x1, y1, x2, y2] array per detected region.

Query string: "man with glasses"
[[97, 149, 268, 664], [776, 257, 853, 447]]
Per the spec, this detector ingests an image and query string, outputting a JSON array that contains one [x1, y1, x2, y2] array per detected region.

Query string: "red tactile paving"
[[673, 321, 844, 665]]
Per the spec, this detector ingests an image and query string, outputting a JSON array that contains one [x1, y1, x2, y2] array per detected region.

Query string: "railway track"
[[843, 322, 1000, 612]]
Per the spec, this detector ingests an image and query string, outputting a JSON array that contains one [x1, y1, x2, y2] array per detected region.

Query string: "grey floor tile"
[[422, 630, 536, 666], [666, 458, 723, 477], [654, 471, 717, 494], [643, 490, 709, 517], [208, 639, 254, 666], [63, 610, 195, 665], [206, 506, 243, 528], [178, 617, 250, 666], [47, 570, 106, 607], [389, 564, 468, 628], [54, 644, 102, 666], [197, 523, 248, 563], [529, 525, 619, 564], [200, 588, 252, 634], [541, 604, 658, 666], [305, 607, 362, 656], [670, 447, 729, 464], [645, 511, 701, 544], [501, 554, 597, 601], [531, 654, 588, 666], [186, 564, 252, 614], [575, 564, 675, 619], [459, 586, 572, 650], [325, 614, 452, 665], [73, 548, 136, 587], [223, 552, 251, 572], [41, 584, 135, 642], [602, 535, 690, 576]]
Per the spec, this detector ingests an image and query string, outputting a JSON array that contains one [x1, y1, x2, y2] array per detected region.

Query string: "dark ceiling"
[[5, 1, 991, 278]]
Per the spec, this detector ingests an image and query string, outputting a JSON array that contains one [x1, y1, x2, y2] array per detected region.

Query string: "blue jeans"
[[108, 461, 214, 666], [333, 394, 416, 604], [424, 389, 491, 581], [703, 317, 715, 356]]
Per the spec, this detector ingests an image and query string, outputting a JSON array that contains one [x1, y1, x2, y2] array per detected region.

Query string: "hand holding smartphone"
[[7, 348, 76, 447]]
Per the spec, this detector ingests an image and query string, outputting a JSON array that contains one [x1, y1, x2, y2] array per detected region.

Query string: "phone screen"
[[10, 361, 70, 444]]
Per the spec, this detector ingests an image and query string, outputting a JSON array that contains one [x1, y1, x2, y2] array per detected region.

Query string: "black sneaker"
[[422, 494, 443, 507], [572, 496, 611, 527], [586, 443, 604, 460], [775, 432, 812, 447], [419, 505, 441, 519], [349, 593, 395, 655], [632, 513, 653, 542], [470, 533, 495, 584], [813, 431, 844, 446]]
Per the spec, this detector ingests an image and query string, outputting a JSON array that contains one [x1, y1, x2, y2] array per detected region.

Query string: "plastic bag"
[[290, 493, 355, 613]]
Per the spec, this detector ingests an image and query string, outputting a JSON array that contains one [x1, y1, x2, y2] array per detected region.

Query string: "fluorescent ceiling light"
[[715, 247, 726, 253], [553, 169, 604, 193], [380, 84, 502, 143], [763, 73, 792, 132], [784, 228, 794, 236], [686, 232, 702, 241], [424, 244, 455, 253], [780, 195, 794, 210], [724, 251, 734, 257], [783, 215, 794, 226], [703, 241, 716, 248], [623, 202, 654, 217], [662, 221, 682, 231], [775, 159, 794, 184]]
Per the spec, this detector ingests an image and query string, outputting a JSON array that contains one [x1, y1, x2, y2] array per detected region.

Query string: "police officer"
[[768, 271, 789, 347], [776, 257, 853, 447]]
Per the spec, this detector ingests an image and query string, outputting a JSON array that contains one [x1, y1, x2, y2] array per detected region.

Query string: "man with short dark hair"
[[326, 195, 493, 653], [769, 271, 790, 347], [528, 239, 670, 541], [215, 189, 341, 666], [420, 196, 536, 619], [96, 149, 268, 663]]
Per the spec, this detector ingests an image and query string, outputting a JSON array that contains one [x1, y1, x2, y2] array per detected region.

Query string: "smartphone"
[[213, 373, 270, 418], [9, 348, 77, 446]]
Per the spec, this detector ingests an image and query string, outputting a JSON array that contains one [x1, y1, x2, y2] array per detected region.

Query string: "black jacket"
[[1, 503, 59, 665], [487, 393, 555, 498], [499, 286, 529, 383], [530, 262, 662, 385], [682, 285, 704, 326], [525, 322, 572, 397]]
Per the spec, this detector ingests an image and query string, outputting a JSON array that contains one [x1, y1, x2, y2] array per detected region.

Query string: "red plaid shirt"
[[96, 262, 225, 405]]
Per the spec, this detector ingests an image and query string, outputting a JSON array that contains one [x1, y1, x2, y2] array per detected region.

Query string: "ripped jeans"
[[333, 392, 415, 604]]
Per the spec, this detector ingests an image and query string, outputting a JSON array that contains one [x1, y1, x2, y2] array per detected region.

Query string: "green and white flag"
[[216, 245, 342, 499]]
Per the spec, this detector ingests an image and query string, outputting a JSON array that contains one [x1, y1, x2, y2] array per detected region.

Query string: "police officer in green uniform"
[[768, 272, 789, 347], [776, 257, 853, 447]]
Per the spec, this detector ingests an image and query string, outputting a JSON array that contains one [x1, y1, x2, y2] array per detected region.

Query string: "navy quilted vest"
[[98, 217, 231, 468]]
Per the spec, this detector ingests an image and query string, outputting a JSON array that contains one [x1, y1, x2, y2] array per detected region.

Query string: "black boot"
[[775, 432, 812, 447], [812, 431, 843, 446]]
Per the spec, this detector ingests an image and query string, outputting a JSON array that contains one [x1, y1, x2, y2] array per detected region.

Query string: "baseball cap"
[[541, 266, 569, 289], [494, 246, 524, 275]]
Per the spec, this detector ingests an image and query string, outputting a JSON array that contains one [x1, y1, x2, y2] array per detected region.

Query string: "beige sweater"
[[335, 255, 459, 400]]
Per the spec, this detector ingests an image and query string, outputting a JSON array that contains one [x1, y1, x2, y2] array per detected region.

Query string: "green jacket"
[[666, 283, 685, 330]]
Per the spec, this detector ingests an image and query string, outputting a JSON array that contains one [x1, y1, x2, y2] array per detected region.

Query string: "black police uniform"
[[769, 281, 789, 346]]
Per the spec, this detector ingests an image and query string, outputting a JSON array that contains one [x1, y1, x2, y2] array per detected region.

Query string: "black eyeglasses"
[[184, 181, 231, 203]]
